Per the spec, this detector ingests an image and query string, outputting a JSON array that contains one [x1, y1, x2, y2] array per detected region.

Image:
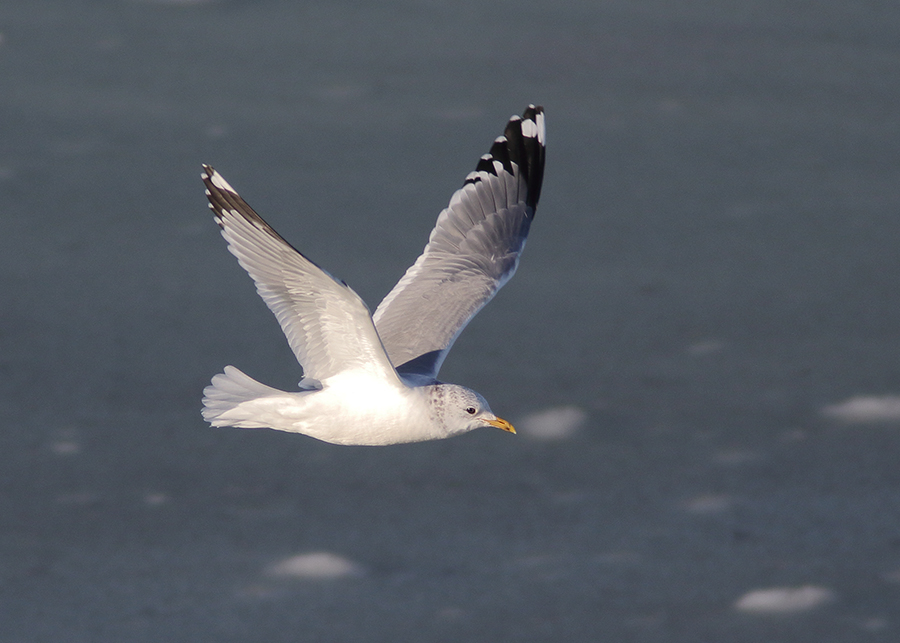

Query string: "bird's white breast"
[[256, 372, 440, 445]]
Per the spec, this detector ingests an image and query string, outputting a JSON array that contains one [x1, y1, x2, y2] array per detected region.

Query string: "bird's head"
[[428, 383, 516, 437]]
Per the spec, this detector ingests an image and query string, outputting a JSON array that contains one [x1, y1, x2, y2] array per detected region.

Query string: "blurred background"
[[2, 1, 900, 641]]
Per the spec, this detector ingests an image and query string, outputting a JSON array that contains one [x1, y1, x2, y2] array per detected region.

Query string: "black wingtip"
[[199, 164, 324, 263], [505, 105, 545, 210], [467, 106, 546, 212]]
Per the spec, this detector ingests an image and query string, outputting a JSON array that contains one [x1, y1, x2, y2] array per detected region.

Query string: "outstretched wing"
[[372, 105, 546, 379], [202, 166, 399, 385]]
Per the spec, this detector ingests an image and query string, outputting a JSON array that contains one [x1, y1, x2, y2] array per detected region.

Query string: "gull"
[[200, 105, 545, 445]]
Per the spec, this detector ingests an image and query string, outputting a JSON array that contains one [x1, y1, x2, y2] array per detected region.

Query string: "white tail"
[[202, 365, 284, 428]]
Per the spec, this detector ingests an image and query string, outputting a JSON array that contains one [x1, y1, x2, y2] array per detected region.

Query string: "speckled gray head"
[[426, 383, 516, 438]]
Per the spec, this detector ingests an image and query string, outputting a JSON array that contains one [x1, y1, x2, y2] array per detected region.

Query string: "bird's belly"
[[274, 375, 435, 446]]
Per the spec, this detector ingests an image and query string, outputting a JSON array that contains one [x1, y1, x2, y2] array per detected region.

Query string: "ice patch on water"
[[821, 395, 900, 423], [686, 339, 725, 356], [734, 585, 835, 613], [265, 552, 365, 580], [143, 492, 168, 507], [49, 428, 81, 456], [682, 493, 732, 514], [711, 449, 760, 465], [50, 440, 81, 455], [517, 406, 586, 440]]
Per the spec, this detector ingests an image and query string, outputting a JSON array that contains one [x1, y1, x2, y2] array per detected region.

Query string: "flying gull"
[[200, 105, 545, 445]]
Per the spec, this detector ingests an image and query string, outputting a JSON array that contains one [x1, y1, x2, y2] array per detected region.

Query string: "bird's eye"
[[466, 407, 477, 415]]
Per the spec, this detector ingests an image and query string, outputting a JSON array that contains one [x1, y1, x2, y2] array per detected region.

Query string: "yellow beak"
[[485, 416, 516, 434]]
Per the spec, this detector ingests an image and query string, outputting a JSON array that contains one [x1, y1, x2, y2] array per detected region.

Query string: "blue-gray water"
[[2, 1, 899, 641]]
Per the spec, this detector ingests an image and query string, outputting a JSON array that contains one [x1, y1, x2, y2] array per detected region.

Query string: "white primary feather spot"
[[210, 170, 238, 193], [535, 111, 546, 144], [520, 119, 538, 138]]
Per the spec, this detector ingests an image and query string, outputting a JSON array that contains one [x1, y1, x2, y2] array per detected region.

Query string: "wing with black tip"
[[372, 105, 546, 379]]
